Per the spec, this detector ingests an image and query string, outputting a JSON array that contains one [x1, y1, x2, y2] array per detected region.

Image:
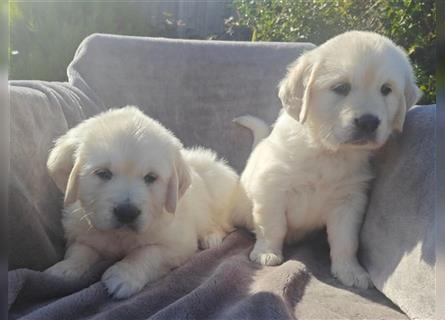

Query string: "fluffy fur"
[[45, 106, 241, 298], [237, 31, 421, 288]]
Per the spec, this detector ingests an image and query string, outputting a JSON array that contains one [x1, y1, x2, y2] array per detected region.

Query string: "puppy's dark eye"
[[95, 168, 113, 181], [144, 173, 157, 185], [381, 84, 392, 96], [331, 83, 351, 96]]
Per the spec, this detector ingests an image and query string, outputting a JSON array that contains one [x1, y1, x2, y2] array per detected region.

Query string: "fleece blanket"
[[8, 35, 434, 319], [9, 230, 406, 319]]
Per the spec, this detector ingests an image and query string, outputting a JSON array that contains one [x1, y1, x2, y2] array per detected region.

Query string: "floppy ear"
[[278, 54, 318, 123], [164, 151, 192, 214], [47, 132, 79, 192], [394, 76, 422, 132], [47, 127, 82, 205], [63, 159, 81, 206]]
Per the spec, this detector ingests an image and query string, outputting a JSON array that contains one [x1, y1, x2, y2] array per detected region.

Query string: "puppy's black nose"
[[354, 114, 380, 134], [113, 203, 141, 224]]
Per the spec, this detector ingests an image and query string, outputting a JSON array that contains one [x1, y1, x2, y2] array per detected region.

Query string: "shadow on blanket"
[[9, 229, 407, 320]]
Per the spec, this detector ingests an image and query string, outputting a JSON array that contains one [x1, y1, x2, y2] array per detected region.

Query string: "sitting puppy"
[[236, 31, 421, 288], [46, 106, 240, 298]]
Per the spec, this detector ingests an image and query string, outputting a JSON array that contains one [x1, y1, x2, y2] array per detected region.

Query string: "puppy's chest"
[[285, 158, 369, 229]]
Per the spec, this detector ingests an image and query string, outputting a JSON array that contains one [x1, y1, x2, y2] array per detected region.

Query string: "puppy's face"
[[77, 133, 172, 232], [308, 51, 405, 150], [279, 31, 421, 151], [47, 107, 191, 233]]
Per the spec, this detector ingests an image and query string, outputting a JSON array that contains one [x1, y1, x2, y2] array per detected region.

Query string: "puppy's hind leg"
[[199, 228, 227, 249]]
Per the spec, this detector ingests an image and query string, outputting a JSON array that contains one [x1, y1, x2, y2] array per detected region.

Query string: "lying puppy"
[[236, 31, 421, 288], [46, 106, 240, 298]]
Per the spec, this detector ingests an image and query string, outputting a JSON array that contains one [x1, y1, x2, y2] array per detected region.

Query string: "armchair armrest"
[[360, 105, 436, 320], [9, 80, 101, 270]]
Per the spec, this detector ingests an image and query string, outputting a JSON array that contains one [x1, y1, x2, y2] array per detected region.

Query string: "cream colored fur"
[[238, 31, 421, 289], [45, 106, 240, 298]]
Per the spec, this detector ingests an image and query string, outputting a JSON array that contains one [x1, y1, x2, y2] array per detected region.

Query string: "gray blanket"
[[8, 34, 435, 319], [9, 231, 406, 319]]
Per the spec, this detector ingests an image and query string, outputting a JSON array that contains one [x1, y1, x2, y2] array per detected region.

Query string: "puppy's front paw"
[[45, 260, 87, 280], [199, 232, 225, 249], [331, 261, 372, 289], [102, 262, 146, 299], [249, 244, 283, 266]]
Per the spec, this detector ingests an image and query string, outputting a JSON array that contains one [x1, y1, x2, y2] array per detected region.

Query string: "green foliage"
[[10, 2, 182, 81], [229, 0, 436, 104], [10, 0, 436, 104], [436, 0, 444, 91]]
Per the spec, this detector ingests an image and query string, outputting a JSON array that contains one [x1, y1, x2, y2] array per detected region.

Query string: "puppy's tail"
[[233, 115, 270, 149]]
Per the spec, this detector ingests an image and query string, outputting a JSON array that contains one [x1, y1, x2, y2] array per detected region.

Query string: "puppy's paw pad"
[[200, 232, 224, 249], [249, 249, 283, 266], [331, 262, 372, 289], [45, 261, 85, 280], [102, 263, 145, 299]]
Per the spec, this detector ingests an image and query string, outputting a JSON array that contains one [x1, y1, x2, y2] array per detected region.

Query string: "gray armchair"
[[8, 34, 435, 319]]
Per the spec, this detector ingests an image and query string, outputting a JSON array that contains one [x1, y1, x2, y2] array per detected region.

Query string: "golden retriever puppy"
[[45, 106, 240, 298], [236, 31, 421, 288]]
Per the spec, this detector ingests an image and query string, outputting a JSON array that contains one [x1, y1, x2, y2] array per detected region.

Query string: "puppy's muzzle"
[[351, 114, 380, 143], [354, 114, 380, 134], [113, 203, 141, 224]]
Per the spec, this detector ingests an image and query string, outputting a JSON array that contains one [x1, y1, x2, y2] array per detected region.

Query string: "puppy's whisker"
[[70, 207, 83, 214], [79, 211, 95, 231], [79, 211, 94, 221], [321, 123, 337, 141], [84, 199, 97, 206]]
